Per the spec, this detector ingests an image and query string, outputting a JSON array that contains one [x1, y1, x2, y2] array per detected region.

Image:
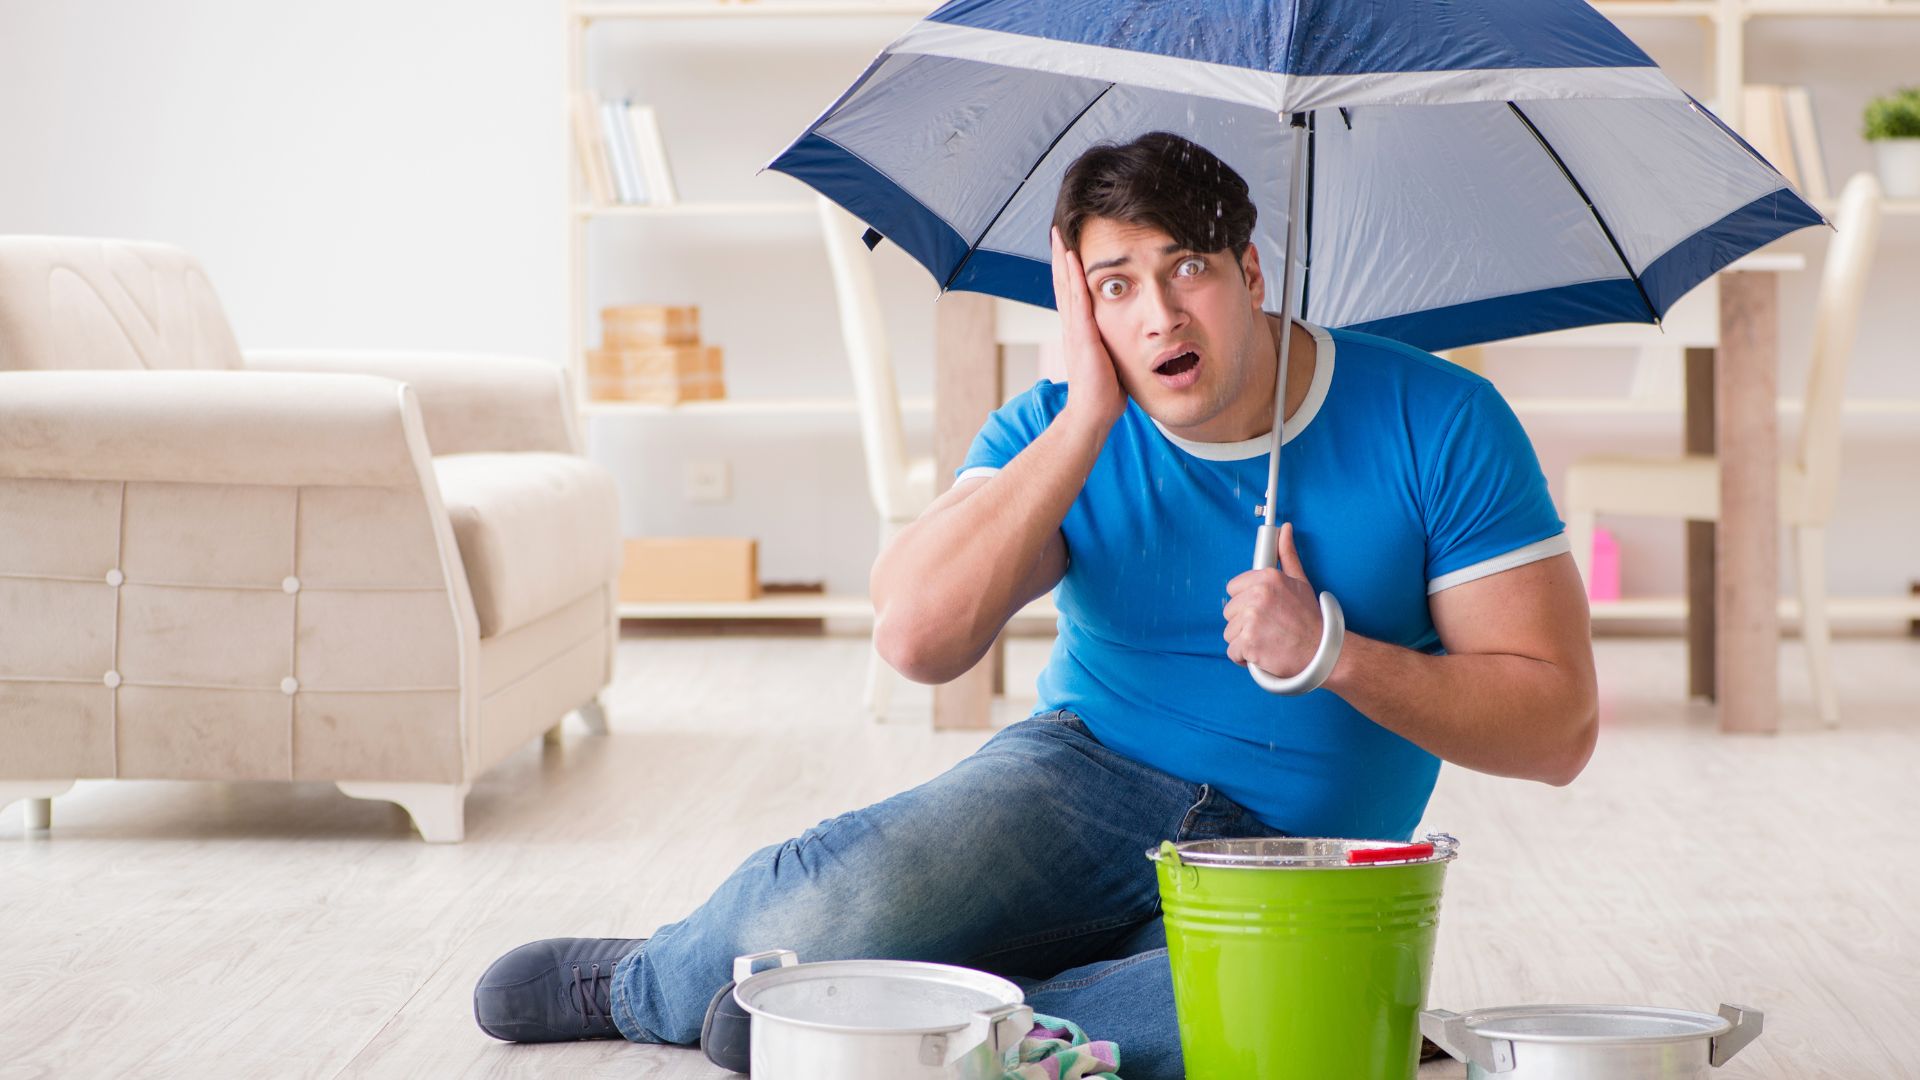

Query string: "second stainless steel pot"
[[1420, 1002, 1763, 1080]]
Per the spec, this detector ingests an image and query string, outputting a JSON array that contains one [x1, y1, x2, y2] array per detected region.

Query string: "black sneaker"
[[701, 980, 752, 1073], [474, 937, 646, 1042]]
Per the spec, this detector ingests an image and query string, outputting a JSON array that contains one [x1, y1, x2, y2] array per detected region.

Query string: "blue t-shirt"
[[960, 323, 1567, 840]]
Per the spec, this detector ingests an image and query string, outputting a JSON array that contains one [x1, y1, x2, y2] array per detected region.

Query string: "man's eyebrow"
[[1083, 243, 1190, 276]]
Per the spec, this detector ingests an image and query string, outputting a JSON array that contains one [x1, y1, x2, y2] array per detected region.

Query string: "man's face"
[[1075, 216, 1270, 439]]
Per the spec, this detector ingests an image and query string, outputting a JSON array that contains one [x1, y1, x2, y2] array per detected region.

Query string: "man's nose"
[[1140, 280, 1189, 337]]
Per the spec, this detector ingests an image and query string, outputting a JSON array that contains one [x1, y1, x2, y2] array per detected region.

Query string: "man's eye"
[[1177, 257, 1205, 277], [1098, 279, 1128, 299]]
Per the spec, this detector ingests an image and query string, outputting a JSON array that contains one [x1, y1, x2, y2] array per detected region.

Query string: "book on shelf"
[[601, 99, 647, 204], [569, 92, 616, 206], [626, 104, 678, 206], [1781, 86, 1830, 204], [1739, 84, 1831, 204], [572, 95, 679, 207]]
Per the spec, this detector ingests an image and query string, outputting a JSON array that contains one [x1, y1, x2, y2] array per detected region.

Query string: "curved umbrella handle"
[[1247, 524, 1345, 695]]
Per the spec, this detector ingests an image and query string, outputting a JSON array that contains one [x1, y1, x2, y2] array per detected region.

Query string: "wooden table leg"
[[932, 292, 1002, 731], [1715, 272, 1780, 734], [1684, 346, 1717, 701]]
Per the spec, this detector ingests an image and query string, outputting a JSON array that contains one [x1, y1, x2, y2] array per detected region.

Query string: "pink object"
[[1587, 526, 1621, 602]]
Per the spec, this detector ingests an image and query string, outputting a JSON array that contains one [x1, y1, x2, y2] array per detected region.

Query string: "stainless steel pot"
[[1420, 1003, 1763, 1080], [730, 950, 1034, 1080]]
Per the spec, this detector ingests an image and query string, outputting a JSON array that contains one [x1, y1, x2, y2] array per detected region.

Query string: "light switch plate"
[[685, 460, 730, 503]]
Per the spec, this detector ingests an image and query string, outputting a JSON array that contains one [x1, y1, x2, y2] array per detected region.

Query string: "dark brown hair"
[[1052, 132, 1258, 263]]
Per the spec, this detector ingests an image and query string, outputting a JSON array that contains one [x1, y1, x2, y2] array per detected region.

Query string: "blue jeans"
[[609, 710, 1288, 1080]]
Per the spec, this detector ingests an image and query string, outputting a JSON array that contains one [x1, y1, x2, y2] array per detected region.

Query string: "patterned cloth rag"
[[1003, 1014, 1122, 1080]]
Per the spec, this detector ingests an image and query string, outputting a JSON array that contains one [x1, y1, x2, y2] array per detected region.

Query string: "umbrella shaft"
[[1262, 113, 1309, 533]]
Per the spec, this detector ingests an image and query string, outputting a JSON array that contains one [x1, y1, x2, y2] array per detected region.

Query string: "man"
[[472, 132, 1598, 1079]]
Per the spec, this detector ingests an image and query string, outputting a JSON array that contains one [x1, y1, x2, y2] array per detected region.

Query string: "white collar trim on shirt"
[[1150, 319, 1335, 462]]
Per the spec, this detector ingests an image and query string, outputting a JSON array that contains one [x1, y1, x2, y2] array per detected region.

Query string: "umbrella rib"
[[1300, 110, 1317, 322], [940, 82, 1118, 294], [1506, 102, 1659, 326]]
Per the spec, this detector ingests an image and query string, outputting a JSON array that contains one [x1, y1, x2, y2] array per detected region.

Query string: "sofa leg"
[[543, 722, 565, 748], [1, 781, 75, 834], [336, 781, 471, 843], [577, 696, 609, 736]]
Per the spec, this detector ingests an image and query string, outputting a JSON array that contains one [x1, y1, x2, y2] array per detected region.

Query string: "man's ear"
[[1239, 243, 1266, 307]]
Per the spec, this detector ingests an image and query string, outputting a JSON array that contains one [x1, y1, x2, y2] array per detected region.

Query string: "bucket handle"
[[1148, 840, 1200, 890], [918, 1003, 1034, 1067], [732, 949, 799, 984], [1710, 1003, 1763, 1067], [1419, 1010, 1517, 1073]]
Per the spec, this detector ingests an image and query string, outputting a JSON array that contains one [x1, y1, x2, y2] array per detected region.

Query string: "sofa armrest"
[[243, 350, 580, 456], [0, 369, 434, 486]]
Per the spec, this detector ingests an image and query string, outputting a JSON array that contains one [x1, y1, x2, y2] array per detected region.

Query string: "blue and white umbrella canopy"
[[769, 0, 1827, 352]]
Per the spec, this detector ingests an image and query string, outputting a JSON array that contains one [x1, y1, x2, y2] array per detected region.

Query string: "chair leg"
[[336, 781, 471, 843], [865, 641, 895, 722], [1566, 507, 1598, 591], [1, 781, 74, 834], [1795, 526, 1841, 728], [577, 696, 610, 736]]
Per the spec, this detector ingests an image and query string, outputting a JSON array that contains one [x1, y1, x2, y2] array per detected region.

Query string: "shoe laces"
[[570, 962, 615, 1031]]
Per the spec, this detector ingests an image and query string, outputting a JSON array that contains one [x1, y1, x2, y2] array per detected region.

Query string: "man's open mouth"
[[1153, 350, 1203, 388], [1154, 351, 1199, 376]]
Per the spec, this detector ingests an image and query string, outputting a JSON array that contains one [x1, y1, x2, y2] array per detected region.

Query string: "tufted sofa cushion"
[[433, 452, 621, 639]]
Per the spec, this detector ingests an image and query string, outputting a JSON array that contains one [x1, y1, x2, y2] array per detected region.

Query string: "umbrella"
[[768, 0, 1826, 694]]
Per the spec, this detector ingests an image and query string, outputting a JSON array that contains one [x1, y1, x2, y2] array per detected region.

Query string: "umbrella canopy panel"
[[770, 0, 1825, 350]]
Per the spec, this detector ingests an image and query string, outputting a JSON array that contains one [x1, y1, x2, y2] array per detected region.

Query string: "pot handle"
[[919, 1003, 1034, 1068], [1710, 1003, 1763, 1067], [976, 1002, 1035, 1057], [731, 949, 798, 984], [1419, 1009, 1517, 1073]]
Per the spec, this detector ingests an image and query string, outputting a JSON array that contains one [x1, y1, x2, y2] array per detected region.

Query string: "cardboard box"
[[620, 537, 759, 602], [587, 344, 724, 403], [602, 304, 699, 347]]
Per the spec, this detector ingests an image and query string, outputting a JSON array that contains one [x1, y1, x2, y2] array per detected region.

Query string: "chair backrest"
[[1798, 173, 1882, 522], [0, 236, 243, 372], [817, 198, 914, 520]]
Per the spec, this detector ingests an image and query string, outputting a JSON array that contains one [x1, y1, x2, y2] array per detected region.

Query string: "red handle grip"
[[1347, 842, 1435, 865]]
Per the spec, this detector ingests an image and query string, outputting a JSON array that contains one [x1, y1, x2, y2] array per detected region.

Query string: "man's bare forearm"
[[1324, 634, 1598, 785], [871, 410, 1111, 682]]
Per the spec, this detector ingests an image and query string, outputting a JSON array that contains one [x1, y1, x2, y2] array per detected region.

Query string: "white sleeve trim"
[[955, 466, 1002, 484], [1426, 533, 1572, 595]]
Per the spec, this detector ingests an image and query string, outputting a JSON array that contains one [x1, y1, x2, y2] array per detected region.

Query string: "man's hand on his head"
[[1051, 225, 1127, 432]]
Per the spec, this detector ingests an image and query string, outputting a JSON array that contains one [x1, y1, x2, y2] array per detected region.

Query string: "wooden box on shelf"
[[603, 303, 700, 347], [620, 537, 760, 603], [588, 343, 725, 403]]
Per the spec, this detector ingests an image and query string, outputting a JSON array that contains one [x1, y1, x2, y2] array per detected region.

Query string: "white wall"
[[1, 2, 1913, 601]]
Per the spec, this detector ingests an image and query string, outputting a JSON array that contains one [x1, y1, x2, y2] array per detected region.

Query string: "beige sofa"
[[0, 237, 622, 841]]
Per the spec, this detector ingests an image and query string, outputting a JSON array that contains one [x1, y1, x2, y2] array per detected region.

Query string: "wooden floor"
[[2, 630, 1916, 1079]]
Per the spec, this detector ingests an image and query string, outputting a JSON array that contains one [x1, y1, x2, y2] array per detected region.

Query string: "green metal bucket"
[[1148, 835, 1458, 1080]]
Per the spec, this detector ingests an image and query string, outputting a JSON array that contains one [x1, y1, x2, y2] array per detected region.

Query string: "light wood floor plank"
[[1, 632, 1914, 1078]]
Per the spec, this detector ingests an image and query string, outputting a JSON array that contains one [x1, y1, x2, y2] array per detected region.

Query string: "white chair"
[[1565, 173, 1883, 727], [817, 198, 937, 719]]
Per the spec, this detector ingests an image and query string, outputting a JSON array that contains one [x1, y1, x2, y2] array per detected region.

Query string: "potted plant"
[[1864, 87, 1920, 198]]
